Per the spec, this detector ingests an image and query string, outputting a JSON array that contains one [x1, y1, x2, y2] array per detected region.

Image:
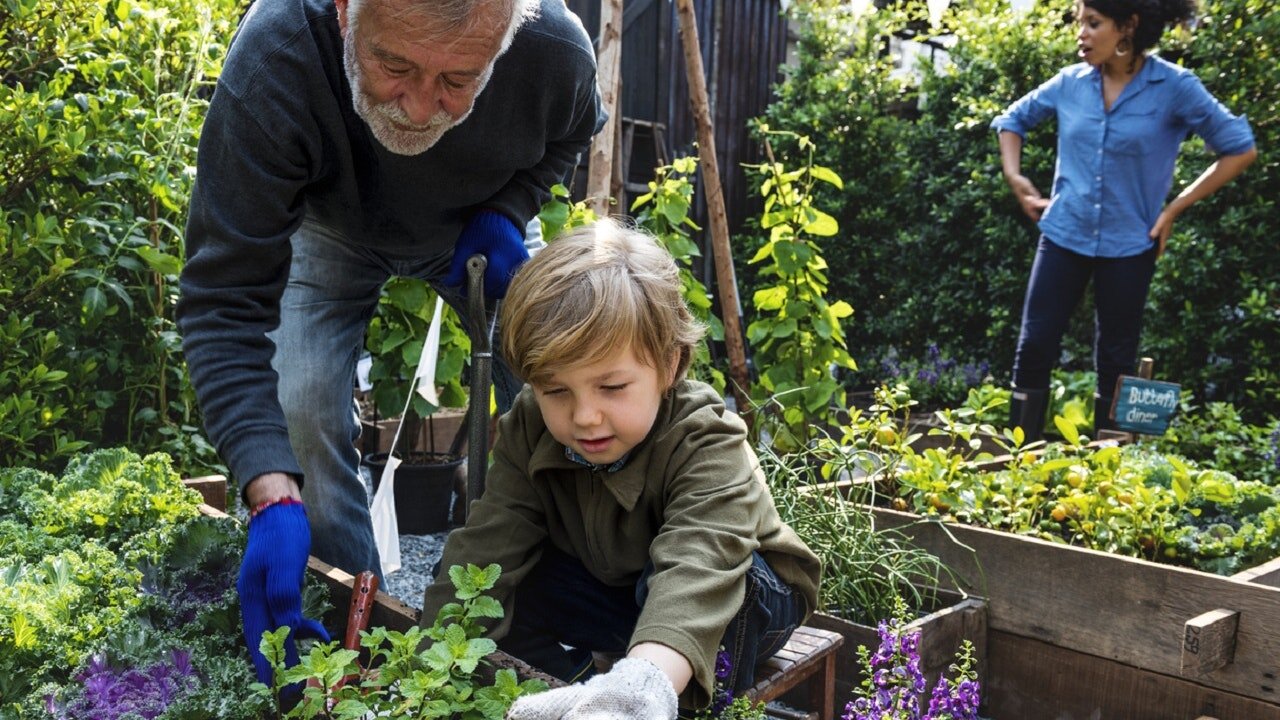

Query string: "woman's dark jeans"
[[497, 544, 802, 697], [1012, 236, 1158, 398]]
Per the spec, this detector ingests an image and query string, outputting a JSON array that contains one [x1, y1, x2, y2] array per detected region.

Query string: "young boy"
[[419, 220, 821, 719]]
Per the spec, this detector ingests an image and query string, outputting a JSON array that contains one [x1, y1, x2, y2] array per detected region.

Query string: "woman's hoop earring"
[[1116, 35, 1132, 56]]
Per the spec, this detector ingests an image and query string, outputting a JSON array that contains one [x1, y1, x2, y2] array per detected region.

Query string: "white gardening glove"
[[506, 657, 678, 720]]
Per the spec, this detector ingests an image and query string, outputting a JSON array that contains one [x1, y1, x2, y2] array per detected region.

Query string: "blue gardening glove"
[[506, 658, 678, 720], [237, 501, 330, 685], [444, 210, 530, 299]]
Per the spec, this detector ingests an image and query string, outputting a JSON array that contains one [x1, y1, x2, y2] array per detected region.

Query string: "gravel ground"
[[359, 464, 448, 609]]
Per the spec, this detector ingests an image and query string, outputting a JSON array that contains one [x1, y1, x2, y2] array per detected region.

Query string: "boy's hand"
[[506, 658, 677, 720]]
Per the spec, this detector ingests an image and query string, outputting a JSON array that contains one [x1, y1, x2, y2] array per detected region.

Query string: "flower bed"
[[806, 591, 987, 713]]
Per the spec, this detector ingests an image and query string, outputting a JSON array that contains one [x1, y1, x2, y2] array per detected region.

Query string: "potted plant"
[[361, 276, 472, 534]]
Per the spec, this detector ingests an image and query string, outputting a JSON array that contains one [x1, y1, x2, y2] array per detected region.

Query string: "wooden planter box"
[[804, 592, 988, 715], [869, 506, 1280, 719], [359, 407, 469, 456]]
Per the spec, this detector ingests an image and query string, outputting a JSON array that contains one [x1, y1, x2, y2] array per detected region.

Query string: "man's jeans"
[[268, 220, 541, 578], [496, 544, 803, 699], [1012, 236, 1158, 397]]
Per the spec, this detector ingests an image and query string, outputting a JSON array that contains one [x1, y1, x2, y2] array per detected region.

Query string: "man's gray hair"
[[346, 0, 537, 52]]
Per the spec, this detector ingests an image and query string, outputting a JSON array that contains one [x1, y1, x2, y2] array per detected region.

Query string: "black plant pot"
[[363, 451, 464, 535]]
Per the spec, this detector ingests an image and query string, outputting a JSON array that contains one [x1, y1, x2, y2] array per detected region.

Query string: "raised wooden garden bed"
[[806, 591, 988, 713], [870, 506, 1280, 719]]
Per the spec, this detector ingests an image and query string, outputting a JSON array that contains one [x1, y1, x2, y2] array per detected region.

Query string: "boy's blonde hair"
[[500, 219, 706, 387]]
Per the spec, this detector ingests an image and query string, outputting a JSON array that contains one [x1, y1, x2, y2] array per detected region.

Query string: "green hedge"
[[1, 0, 242, 471], [761, 0, 1278, 419]]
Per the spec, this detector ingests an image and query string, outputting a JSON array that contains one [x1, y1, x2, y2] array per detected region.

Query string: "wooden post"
[[586, 0, 623, 217], [1138, 356, 1154, 379], [1181, 608, 1240, 676], [673, 0, 752, 419]]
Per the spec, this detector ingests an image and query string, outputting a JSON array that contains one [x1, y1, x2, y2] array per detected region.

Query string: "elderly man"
[[177, 0, 603, 683]]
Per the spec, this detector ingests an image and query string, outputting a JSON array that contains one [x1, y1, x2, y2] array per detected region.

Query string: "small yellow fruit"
[[1050, 505, 1068, 522], [875, 424, 898, 446]]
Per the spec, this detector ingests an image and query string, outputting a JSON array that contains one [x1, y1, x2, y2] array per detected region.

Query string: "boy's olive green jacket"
[[420, 379, 822, 704]]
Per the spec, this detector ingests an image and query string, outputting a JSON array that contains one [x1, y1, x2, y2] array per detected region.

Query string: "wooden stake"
[[586, 0, 623, 217], [674, 0, 751, 420]]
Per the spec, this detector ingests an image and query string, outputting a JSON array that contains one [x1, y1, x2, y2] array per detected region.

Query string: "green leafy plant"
[[744, 125, 856, 451], [630, 156, 726, 393], [537, 182, 599, 242], [1, 0, 239, 475], [2, 448, 304, 718], [891, 439, 1280, 575], [364, 277, 472, 435], [1146, 397, 1280, 486], [256, 563, 545, 719]]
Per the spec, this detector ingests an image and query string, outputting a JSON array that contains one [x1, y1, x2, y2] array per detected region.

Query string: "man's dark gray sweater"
[[177, 0, 602, 492]]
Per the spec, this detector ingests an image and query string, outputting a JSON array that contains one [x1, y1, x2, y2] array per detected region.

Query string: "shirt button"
[[1094, 203, 1100, 209], [1097, 149, 1103, 154], [1095, 175, 1102, 181]]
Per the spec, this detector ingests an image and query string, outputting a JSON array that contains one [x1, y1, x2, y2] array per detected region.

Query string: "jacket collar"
[[526, 439, 648, 510]]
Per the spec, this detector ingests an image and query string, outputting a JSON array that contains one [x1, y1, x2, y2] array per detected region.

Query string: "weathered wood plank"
[[1182, 609, 1240, 677], [1233, 554, 1280, 588], [986, 630, 1280, 720], [182, 475, 227, 512], [871, 507, 1280, 703]]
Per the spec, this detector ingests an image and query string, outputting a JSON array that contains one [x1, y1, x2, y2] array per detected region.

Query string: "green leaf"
[[1053, 416, 1081, 446], [801, 209, 839, 236], [753, 286, 788, 311], [133, 246, 183, 276], [809, 165, 844, 189]]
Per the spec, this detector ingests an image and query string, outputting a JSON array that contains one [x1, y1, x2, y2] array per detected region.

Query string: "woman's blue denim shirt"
[[992, 54, 1254, 258]]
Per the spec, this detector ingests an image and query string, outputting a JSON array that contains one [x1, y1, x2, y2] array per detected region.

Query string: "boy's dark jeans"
[[1012, 236, 1158, 397], [497, 544, 803, 698]]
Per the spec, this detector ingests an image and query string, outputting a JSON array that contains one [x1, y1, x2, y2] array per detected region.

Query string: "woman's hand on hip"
[[1006, 174, 1050, 221], [1149, 206, 1180, 257]]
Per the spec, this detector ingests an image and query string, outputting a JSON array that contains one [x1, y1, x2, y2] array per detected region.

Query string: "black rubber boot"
[[1008, 387, 1048, 444], [1094, 394, 1115, 434]]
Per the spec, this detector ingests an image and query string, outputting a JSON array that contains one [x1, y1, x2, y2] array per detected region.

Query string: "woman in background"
[[992, 0, 1256, 440]]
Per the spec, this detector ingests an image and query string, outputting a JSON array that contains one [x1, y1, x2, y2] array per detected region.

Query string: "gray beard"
[[342, 38, 477, 156]]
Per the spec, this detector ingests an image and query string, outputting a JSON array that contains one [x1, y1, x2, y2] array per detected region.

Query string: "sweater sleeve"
[[629, 406, 767, 704], [479, 28, 606, 226], [177, 83, 312, 492]]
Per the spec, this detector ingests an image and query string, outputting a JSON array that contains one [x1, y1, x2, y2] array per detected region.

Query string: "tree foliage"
[[1, 0, 243, 470]]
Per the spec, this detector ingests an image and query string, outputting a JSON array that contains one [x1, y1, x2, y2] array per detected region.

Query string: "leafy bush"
[[1145, 398, 1280, 486], [1, 0, 241, 473], [766, 0, 1280, 419], [1, 448, 297, 718]]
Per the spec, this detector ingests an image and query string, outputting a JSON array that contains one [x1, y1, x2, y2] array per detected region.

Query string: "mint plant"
[[256, 563, 545, 719]]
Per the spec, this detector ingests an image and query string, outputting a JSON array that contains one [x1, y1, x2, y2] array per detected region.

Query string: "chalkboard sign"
[[1110, 376, 1181, 435]]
